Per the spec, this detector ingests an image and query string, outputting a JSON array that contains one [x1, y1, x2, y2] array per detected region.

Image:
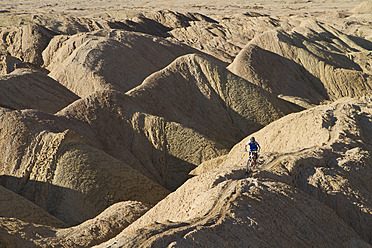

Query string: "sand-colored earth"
[[0, 0, 372, 247]]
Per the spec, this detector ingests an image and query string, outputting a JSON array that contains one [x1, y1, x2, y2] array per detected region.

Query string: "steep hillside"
[[0, 201, 148, 248], [56, 54, 300, 190], [55, 90, 227, 190], [200, 97, 372, 244], [0, 185, 66, 228], [0, 69, 78, 113], [0, 24, 55, 71], [128, 54, 301, 147], [44, 29, 223, 97], [352, 0, 372, 13], [228, 20, 372, 106], [96, 97, 372, 247], [0, 109, 169, 225]]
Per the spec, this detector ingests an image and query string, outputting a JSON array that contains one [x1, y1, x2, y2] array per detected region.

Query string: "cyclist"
[[245, 137, 260, 168]]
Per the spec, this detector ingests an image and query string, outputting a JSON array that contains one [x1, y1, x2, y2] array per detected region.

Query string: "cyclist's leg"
[[246, 153, 251, 172], [247, 152, 252, 173], [253, 152, 258, 168]]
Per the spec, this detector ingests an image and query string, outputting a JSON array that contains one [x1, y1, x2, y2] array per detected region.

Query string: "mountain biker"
[[245, 137, 260, 166]]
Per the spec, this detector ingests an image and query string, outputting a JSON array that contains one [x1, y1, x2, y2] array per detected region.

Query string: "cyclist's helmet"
[[250, 137, 255, 142]]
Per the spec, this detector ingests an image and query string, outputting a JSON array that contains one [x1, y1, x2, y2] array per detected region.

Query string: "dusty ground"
[[0, 0, 365, 28], [0, 0, 363, 16], [0, 0, 371, 247]]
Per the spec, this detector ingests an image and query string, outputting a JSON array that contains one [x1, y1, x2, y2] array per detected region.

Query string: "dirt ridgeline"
[[44, 29, 220, 98], [1, 201, 148, 248], [193, 97, 372, 244], [0, 2, 372, 247], [0, 109, 169, 226], [0, 52, 301, 245], [228, 19, 372, 107], [98, 178, 369, 247], [54, 54, 299, 191], [352, 0, 372, 13], [0, 69, 78, 113], [96, 97, 372, 247]]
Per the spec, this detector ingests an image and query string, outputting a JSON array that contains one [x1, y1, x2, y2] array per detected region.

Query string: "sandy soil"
[[0, 0, 371, 247], [0, 0, 364, 18]]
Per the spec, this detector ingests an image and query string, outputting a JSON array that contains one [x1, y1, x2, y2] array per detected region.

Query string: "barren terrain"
[[0, 0, 372, 247]]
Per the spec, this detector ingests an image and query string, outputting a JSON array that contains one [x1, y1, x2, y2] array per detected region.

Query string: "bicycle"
[[246, 150, 258, 174]]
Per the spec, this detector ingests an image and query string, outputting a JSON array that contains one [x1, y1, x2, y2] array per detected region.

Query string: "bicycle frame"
[[246, 150, 258, 174]]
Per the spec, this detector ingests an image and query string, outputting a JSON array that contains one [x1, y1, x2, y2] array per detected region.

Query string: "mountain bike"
[[246, 150, 258, 174]]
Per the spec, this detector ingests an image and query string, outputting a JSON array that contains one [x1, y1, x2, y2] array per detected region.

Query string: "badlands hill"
[[0, 51, 299, 228], [353, 0, 372, 13], [127, 54, 300, 148], [0, 69, 78, 113], [0, 108, 169, 225], [3, 97, 372, 247], [1, 0, 372, 247], [1, 201, 148, 248], [97, 97, 372, 247], [228, 20, 372, 107], [56, 54, 299, 190], [0, 24, 55, 71], [44, 29, 224, 98]]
